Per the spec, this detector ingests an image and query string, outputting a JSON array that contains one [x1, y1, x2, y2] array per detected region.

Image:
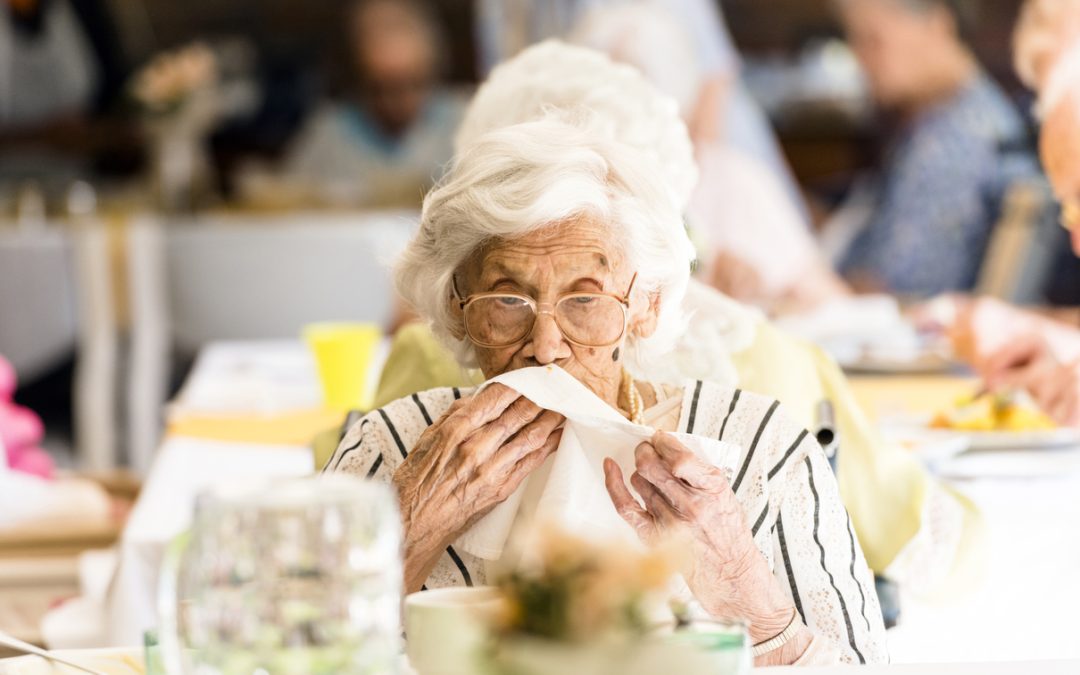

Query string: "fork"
[[0, 630, 110, 675]]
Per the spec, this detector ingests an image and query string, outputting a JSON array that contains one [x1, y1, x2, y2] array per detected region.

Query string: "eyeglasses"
[[456, 273, 638, 348]]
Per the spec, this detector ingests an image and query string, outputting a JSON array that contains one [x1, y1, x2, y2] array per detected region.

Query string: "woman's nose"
[[528, 312, 569, 364]]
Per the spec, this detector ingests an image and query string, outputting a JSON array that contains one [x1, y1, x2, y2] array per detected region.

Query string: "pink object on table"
[[0, 353, 53, 479], [7, 445, 55, 478], [0, 402, 45, 450], [0, 355, 15, 400]]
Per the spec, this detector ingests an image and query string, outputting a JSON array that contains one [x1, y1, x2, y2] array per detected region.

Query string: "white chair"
[[0, 223, 118, 470], [125, 211, 416, 472], [70, 221, 119, 471]]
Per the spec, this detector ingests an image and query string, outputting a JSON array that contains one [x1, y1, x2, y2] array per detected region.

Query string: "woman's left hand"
[[603, 431, 797, 646]]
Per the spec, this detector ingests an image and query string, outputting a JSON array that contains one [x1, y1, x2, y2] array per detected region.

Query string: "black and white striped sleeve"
[[322, 413, 391, 479], [320, 389, 486, 589], [772, 438, 889, 664]]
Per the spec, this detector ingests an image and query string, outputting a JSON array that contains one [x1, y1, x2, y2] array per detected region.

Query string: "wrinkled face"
[[1040, 92, 1080, 254], [840, 0, 952, 108], [453, 217, 660, 397]]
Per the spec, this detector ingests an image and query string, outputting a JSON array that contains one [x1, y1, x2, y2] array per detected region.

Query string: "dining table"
[[2, 649, 1078, 674], [25, 344, 1080, 671], [848, 374, 1080, 664]]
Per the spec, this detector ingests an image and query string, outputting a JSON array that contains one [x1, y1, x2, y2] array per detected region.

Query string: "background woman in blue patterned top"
[[833, 0, 1040, 297]]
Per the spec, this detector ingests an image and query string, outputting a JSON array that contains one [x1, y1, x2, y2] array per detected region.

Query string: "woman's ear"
[[447, 284, 467, 340], [629, 290, 662, 339]]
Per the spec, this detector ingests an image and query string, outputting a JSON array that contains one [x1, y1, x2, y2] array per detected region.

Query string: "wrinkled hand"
[[394, 383, 564, 592], [602, 431, 793, 643], [982, 333, 1080, 427]]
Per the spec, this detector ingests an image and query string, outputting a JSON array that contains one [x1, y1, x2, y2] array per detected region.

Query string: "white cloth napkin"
[[454, 366, 742, 561]]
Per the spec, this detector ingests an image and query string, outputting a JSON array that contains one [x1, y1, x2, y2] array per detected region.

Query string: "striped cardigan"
[[325, 380, 888, 664]]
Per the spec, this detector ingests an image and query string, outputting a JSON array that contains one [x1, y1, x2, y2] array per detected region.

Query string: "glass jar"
[[158, 475, 401, 675]]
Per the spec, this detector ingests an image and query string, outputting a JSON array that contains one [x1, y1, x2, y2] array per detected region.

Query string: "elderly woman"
[[325, 113, 888, 665], [372, 41, 975, 601]]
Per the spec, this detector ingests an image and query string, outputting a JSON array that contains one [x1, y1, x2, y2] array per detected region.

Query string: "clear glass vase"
[[157, 475, 402, 675]]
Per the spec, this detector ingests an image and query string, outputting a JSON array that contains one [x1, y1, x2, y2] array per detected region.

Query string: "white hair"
[[569, 2, 702, 116], [454, 40, 698, 213], [396, 115, 696, 371]]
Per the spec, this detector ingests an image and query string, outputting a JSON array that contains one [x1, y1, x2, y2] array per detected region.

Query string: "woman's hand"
[[393, 383, 564, 592], [982, 333, 1080, 427], [603, 431, 810, 664]]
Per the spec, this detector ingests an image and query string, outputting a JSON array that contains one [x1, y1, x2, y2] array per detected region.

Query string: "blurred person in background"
[[932, 0, 1080, 426], [0, 0, 132, 189], [571, 2, 849, 314], [277, 0, 465, 208], [832, 0, 1039, 297], [474, 0, 810, 221]]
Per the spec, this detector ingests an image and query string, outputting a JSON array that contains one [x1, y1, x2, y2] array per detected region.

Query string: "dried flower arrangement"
[[488, 526, 680, 643], [478, 527, 745, 675]]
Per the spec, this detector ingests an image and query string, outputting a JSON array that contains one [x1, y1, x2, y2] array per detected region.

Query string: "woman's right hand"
[[392, 383, 564, 592]]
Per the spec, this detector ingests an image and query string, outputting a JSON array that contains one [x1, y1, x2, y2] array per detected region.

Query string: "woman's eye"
[[497, 296, 526, 307], [571, 296, 595, 305]]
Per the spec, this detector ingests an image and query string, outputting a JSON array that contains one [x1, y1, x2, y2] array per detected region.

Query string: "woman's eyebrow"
[[487, 277, 520, 289], [570, 277, 606, 291]]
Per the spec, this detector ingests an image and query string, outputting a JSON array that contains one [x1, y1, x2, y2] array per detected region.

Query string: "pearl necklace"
[[620, 368, 644, 425]]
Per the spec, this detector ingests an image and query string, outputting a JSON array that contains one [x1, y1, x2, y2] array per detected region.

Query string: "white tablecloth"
[[169, 339, 389, 418], [3, 651, 1076, 674], [104, 437, 313, 646], [168, 340, 324, 417], [766, 659, 1080, 673], [887, 462, 1080, 663]]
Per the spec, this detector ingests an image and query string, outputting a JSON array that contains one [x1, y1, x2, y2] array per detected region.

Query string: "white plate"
[[881, 415, 1080, 451], [934, 447, 1080, 479], [893, 435, 970, 466]]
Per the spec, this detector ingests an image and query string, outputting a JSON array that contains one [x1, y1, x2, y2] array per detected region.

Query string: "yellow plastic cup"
[[303, 322, 382, 411]]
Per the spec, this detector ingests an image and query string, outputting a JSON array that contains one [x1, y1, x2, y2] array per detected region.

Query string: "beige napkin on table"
[[454, 366, 742, 561]]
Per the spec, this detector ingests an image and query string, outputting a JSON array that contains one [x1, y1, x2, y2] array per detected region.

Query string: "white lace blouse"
[[325, 379, 889, 664]]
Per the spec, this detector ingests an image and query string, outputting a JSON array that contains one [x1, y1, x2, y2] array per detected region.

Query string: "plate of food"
[[883, 390, 1080, 451]]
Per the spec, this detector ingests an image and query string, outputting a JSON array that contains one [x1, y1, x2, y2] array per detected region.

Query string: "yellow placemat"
[[166, 408, 346, 447], [848, 374, 978, 421]]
